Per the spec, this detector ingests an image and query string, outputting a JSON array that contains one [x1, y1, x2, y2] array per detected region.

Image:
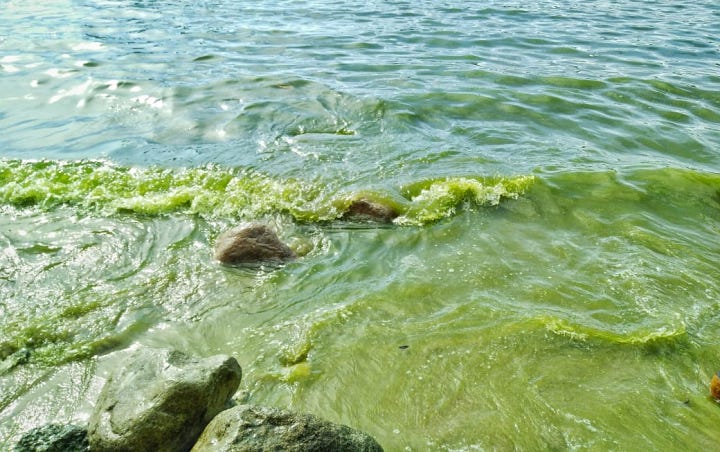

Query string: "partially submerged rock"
[[14, 424, 88, 452], [191, 404, 383, 452], [711, 371, 720, 400], [214, 223, 295, 265], [344, 198, 398, 223], [88, 349, 242, 452]]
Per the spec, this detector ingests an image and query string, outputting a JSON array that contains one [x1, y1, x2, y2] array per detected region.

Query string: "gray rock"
[[191, 404, 383, 452], [214, 223, 295, 265], [344, 199, 398, 223], [14, 424, 88, 452], [88, 349, 241, 452]]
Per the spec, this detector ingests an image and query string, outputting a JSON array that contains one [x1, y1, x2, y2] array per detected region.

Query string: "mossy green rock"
[[14, 424, 88, 452], [88, 349, 241, 452], [191, 404, 383, 452]]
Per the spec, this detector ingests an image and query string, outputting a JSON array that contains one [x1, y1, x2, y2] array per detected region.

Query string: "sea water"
[[1, 1, 720, 449]]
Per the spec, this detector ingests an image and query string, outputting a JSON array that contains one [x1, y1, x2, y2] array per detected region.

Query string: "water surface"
[[1, 1, 720, 450]]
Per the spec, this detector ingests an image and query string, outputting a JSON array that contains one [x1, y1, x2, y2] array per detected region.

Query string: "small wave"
[[0, 159, 333, 220], [539, 316, 687, 346], [0, 159, 534, 225], [397, 175, 535, 224]]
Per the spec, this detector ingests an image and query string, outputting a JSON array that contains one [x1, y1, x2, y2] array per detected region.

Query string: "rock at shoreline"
[[14, 424, 89, 452], [344, 198, 398, 223], [214, 223, 296, 265], [191, 404, 383, 452], [88, 349, 241, 452]]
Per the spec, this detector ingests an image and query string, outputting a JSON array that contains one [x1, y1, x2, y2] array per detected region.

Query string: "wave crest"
[[0, 159, 533, 224]]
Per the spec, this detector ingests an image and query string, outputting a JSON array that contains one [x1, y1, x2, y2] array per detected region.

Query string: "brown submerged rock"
[[191, 404, 383, 452], [214, 223, 295, 265], [711, 372, 720, 400], [344, 198, 398, 223]]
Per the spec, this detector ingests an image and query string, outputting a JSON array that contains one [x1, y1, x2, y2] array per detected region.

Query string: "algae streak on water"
[[0, 159, 534, 225], [0, 158, 534, 375], [1, 162, 720, 451]]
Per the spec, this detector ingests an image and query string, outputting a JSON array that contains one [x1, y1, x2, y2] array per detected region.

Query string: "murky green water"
[[2, 1, 720, 450]]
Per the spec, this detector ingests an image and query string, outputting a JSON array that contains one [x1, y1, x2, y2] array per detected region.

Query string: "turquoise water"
[[1, 1, 720, 449]]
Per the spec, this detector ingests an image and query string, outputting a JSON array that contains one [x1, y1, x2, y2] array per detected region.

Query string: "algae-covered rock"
[[88, 349, 241, 452], [214, 223, 295, 265], [191, 404, 383, 452], [14, 424, 88, 452], [344, 198, 398, 223]]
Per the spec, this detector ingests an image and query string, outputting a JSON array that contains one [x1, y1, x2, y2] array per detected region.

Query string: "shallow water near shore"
[[2, 1, 720, 450]]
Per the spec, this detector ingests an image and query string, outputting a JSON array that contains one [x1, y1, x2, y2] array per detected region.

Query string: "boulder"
[[191, 404, 383, 452], [214, 223, 295, 265], [88, 349, 241, 452], [344, 199, 398, 223], [14, 424, 88, 452]]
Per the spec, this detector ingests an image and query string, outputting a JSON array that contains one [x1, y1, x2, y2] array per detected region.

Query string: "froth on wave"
[[539, 316, 687, 346], [0, 159, 534, 225]]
